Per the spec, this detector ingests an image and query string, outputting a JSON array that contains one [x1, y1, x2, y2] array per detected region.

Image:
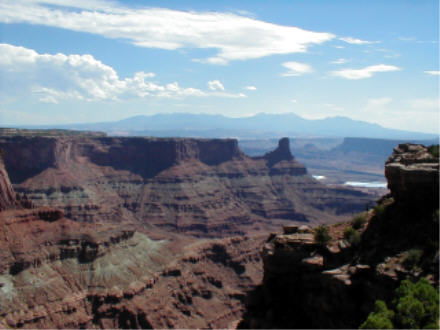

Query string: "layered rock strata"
[[0, 136, 372, 236], [0, 152, 264, 329]]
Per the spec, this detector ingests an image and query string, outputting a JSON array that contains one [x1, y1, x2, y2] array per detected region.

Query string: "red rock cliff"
[[0, 136, 373, 236], [0, 149, 16, 211]]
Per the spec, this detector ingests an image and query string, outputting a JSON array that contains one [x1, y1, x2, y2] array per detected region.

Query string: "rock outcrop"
[[385, 143, 439, 208], [0, 150, 15, 211], [240, 143, 439, 329], [0, 136, 373, 236]]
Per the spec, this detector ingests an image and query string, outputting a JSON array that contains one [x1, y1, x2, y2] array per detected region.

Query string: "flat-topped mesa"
[[0, 149, 16, 211], [0, 136, 245, 183], [385, 143, 439, 208]]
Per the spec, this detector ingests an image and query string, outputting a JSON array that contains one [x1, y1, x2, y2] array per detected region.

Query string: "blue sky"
[[0, 0, 438, 133]]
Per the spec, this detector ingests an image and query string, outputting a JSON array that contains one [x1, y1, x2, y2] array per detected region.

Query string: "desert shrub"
[[313, 225, 331, 246], [344, 226, 356, 240], [352, 213, 367, 229], [427, 145, 439, 158], [349, 231, 361, 246], [344, 227, 361, 246], [373, 203, 387, 220], [360, 300, 394, 329], [361, 278, 439, 329], [402, 249, 423, 271]]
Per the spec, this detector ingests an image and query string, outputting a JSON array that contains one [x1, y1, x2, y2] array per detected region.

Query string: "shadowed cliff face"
[[0, 136, 373, 236], [239, 143, 439, 329], [385, 143, 439, 209]]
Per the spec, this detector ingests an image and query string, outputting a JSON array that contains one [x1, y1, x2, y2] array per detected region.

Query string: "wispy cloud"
[[366, 97, 392, 107], [409, 98, 439, 109], [0, 43, 246, 103], [339, 37, 378, 45], [398, 36, 437, 44], [0, 0, 335, 64], [332, 64, 401, 80], [281, 61, 313, 76], [208, 80, 225, 91], [245, 86, 257, 91], [331, 58, 348, 65], [424, 70, 440, 76]]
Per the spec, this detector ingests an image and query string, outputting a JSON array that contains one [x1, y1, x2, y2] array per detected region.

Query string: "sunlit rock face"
[[0, 136, 372, 236], [0, 136, 375, 328], [0, 150, 16, 211]]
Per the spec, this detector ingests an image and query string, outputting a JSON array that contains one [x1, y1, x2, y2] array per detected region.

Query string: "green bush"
[[402, 249, 423, 271], [360, 300, 394, 329], [352, 213, 367, 229], [361, 278, 439, 329], [373, 204, 387, 219], [313, 225, 331, 246], [344, 227, 361, 246], [394, 278, 439, 328], [427, 145, 439, 158], [344, 226, 356, 240]]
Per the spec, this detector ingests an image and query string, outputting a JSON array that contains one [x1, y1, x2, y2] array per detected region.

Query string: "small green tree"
[[362, 278, 439, 329], [360, 300, 394, 329], [313, 225, 331, 246]]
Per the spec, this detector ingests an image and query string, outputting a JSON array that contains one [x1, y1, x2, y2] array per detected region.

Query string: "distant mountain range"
[[18, 113, 438, 140]]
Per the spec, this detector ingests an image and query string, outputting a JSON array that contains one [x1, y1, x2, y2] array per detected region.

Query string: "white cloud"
[[208, 80, 225, 91], [331, 58, 348, 64], [339, 37, 378, 45], [282, 61, 313, 76], [332, 64, 401, 80], [425, 70, 440, 76], [245, 86, 257, 91], [291, 99, 298, 103], [0, 43, 246, 103], [409, 98, 439, 109], [0, 0, 335, 64]]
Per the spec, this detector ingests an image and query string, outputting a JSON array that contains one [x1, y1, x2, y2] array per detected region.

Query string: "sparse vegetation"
[[352, 213, 367, 229], [313, 225, 331, 246], [344, 226, 361, 246], [373, 203, 387, 220], [360, 278, 439, 329], [427, 145, 439, 158]]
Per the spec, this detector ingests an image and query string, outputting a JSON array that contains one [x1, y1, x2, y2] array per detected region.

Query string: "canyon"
[[0, 135, 372, 236], [0, 133, 378, 328], [239, 143, 439, 328]]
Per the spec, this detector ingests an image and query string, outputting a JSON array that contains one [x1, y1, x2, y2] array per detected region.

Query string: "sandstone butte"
[[0, 135, 377, 328], [239, 143, 439, 329]]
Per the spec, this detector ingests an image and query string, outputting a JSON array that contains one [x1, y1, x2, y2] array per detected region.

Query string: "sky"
[[0, 0, 438, 133]]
